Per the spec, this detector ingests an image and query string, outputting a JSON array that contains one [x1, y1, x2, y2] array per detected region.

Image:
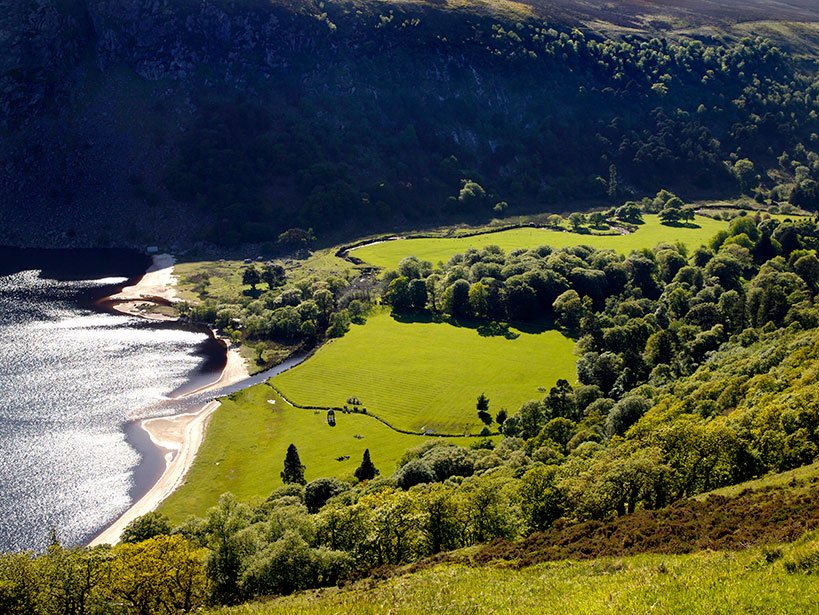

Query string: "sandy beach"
[[106, 253, 180, 321], [89, 254, 250, 546]]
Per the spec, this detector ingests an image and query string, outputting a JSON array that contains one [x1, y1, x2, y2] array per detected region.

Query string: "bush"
[[120, 512, 172, 543], [607, 396, 652, 436], [396, 459, 436, 490], [304, 478, 350, 514]]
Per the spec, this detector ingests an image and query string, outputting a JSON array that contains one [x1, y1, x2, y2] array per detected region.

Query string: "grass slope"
[[205, 458, 819, 614], [208, 547, 819, 614], [272, 311, 576, 434], [351, 215, 729, 270], [158, 385, 478, 522]]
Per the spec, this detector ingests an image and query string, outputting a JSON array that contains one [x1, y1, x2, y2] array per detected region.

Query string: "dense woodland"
[[160, 11, 819, 245], [4, 211, 819, 612]]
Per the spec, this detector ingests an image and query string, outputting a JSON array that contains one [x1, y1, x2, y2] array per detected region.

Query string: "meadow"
[[158, 385, 479, 522], [350, 214, 729, 270], [272, 311, 577, 434], [208, 543, 819, 614]]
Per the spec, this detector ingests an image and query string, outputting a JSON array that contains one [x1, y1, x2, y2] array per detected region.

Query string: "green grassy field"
[[158, 385, 479, 522], [351, 215, 729, 270], [208, 544, 819, 614], [272, 311, 576, 434]]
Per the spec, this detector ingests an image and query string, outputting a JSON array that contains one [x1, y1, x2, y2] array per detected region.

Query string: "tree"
[[731, 159, 758, 194], [408, 279, 428, 311], [37, 545, 109, 615], [468, 282, 489, 318], [313, 289, 335, 325], [553, 289, 587, 333], [385, 276, 413, 312], [443, 279, 471, 318], [304, 478, 350, 513], [545, 379, 577, 420], [680, 207, 696, 223], [420, 485, 463, 554], [615, 202, 643, 223], [457, 180, 487, 209], [261, 263, 286, 288], [607, 395, 652, 436], [277, 228, 315, 249], [589, 211, 607, 228], [121, 512, 172, 544], [242, 267, 260, 290], [204, 495, 252, 605], [354, 449, 379, 482], [520, 465, 565, 533], [495, 408, 507, 425], [493, 201, 509, 215], [326, 310, 351, 338], [476, 393, 492, 425], [607, 164, 619, 198], [658, 196, 684, 225], [281, 444, 306, 485], [106, 535, 209, 614], [396, 459, 436, 490]]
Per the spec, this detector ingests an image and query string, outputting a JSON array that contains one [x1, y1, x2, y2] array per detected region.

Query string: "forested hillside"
[[3, 0, 819, 247]]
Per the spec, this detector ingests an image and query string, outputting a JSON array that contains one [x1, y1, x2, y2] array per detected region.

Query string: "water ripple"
[[0, 270, 216, 551]]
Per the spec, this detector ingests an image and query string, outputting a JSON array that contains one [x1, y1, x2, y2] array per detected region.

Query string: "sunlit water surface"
[[0, 268, 218, 551]]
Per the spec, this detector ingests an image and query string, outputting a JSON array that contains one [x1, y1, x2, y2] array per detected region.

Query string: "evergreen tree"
[[281, 443, 306, 485], [354, 448, 379, 481], [477, 393, 492, 424]]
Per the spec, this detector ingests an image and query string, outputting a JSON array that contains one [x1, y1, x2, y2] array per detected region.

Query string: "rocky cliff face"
[[0, 0, 93, 122], [0, 0, 513, 247]]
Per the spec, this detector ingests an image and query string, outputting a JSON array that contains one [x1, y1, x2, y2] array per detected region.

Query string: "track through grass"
[[158, 386, 477, 522], [273, 311, 576, 434]]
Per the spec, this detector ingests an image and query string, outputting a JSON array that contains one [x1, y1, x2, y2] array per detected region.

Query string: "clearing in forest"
[[272, 311, 576, 435], [351, 214, 729, 270]]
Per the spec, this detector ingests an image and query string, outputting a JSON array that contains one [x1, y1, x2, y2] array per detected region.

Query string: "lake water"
[[0, 248, 226, 551]]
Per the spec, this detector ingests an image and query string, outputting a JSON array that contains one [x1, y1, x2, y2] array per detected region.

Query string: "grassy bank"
[[273, 311, 576, 434], [207, 544, 819, 614]]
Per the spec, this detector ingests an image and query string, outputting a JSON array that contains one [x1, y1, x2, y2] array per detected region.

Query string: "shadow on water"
[[0, 246, 150, 298]]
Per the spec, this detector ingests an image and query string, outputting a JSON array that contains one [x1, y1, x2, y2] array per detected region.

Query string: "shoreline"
[[89, 254, 250, 546]]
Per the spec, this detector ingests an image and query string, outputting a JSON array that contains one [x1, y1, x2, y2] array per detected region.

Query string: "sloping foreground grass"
[[208, 546, 819, 614], [351, 214, 729, 270], [273, 311, 576, 434], [473, 470, 819, 566], [158, 385, 477, 522]]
